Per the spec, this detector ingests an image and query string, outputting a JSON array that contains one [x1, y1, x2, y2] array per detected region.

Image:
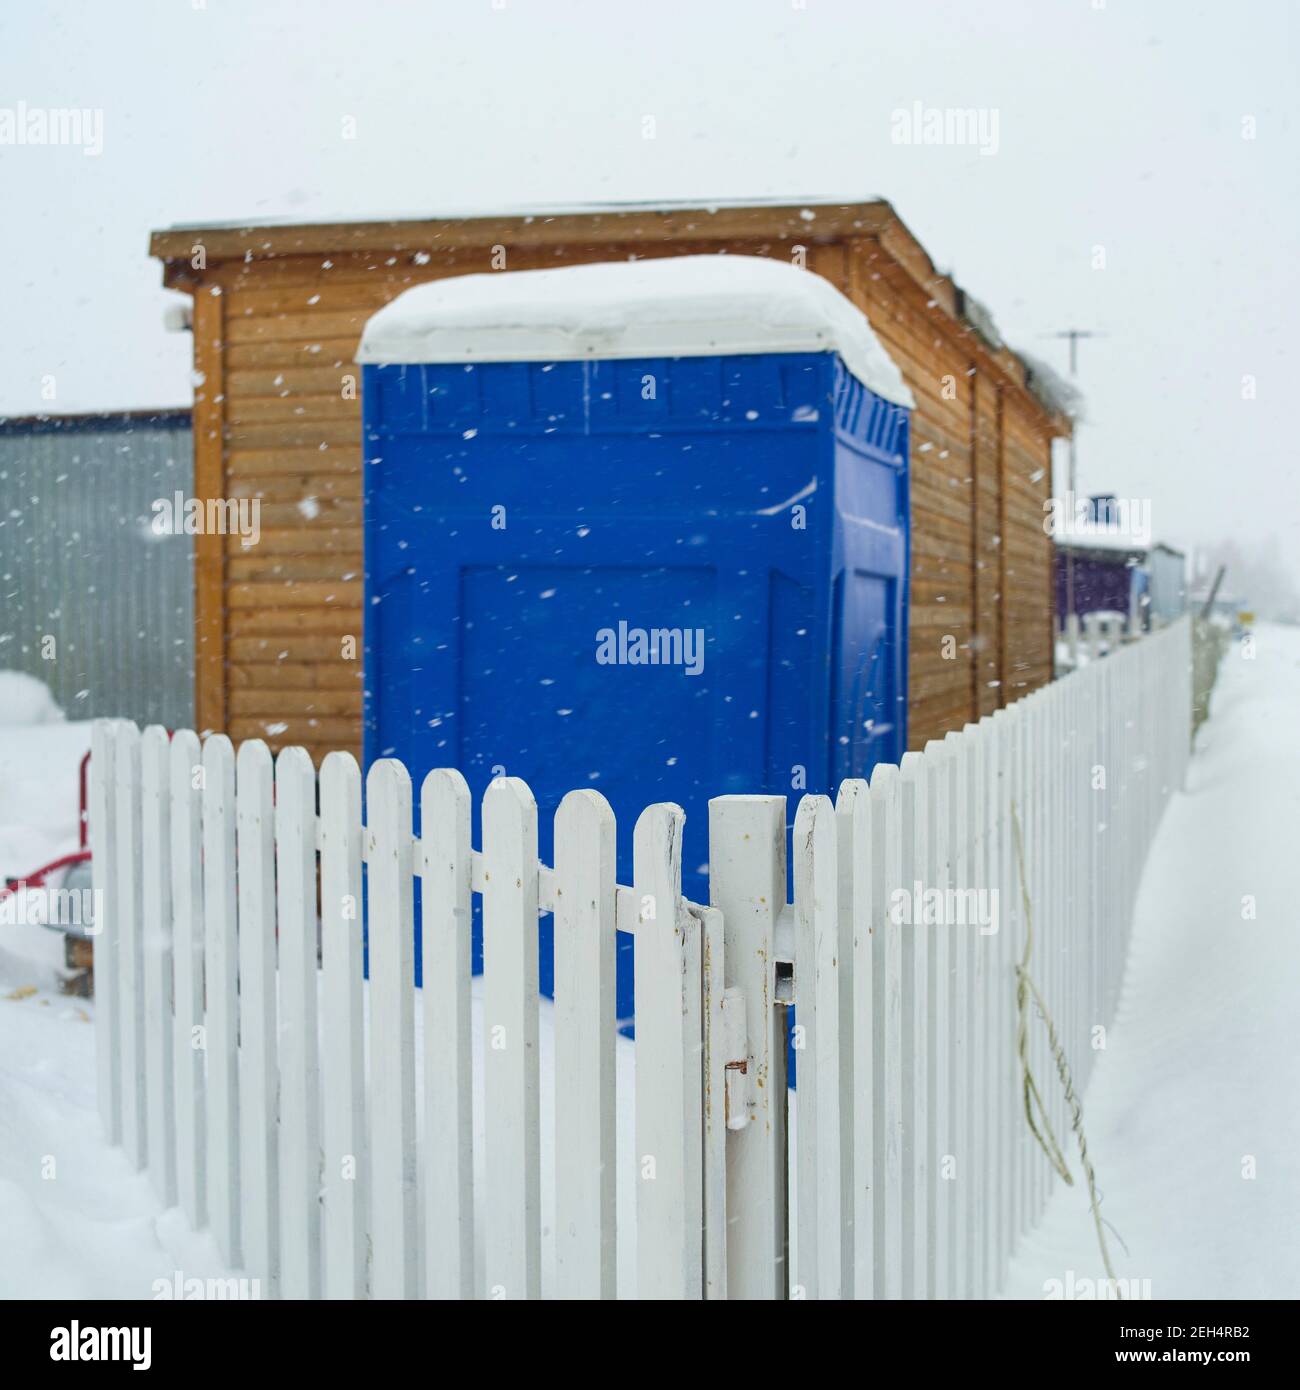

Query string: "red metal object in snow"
[[0, 749, 93, 903]]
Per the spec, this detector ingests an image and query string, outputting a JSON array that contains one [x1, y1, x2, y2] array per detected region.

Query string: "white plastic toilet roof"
[[357, 254, 915, 409]]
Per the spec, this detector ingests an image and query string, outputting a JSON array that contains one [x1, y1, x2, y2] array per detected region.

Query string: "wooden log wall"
[[172, 214, 1060, 764]]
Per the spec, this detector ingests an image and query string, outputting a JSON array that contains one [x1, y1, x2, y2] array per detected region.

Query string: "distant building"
[[1055, 533, 1147, 624], [1052, 493, 1185, 632], [1146, 543, 1188, 625], [149, 198, 1073, 757], [0, 410, 194, 726]]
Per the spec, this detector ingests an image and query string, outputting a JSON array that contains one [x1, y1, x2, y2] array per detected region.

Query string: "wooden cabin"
[[149, 200, 1070, 763]]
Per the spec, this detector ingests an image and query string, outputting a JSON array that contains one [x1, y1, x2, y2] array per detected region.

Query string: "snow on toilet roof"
[[357, 254, 915, 408]]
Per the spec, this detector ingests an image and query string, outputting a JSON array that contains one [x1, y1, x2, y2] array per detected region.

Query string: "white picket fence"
[[90, 617, 1192, 1299]]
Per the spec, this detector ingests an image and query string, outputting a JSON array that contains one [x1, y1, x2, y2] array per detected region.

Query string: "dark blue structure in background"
[[362, 349, 909, 1021]]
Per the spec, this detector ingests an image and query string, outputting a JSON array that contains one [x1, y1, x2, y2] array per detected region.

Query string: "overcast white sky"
[[1, 0, 1296, 588]]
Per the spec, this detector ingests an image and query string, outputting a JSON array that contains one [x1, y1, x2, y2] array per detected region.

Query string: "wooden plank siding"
[[973, 370, 1003, 719], [191, 286, 226, 736], [155, 202, 1067, 762]]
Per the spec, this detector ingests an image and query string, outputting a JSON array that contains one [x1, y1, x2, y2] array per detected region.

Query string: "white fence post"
[[169, 728, 206, 1231], [420, 767, 475, 1300], [202, 733, 240, 1268], [924, 739, 952, 1300], [1035, 695, 1051, 1224], [990, 714, 1010, 1292], [367, 758, 418, 1299], [792, 793, 842, 1300], [943, 730, 970, 1300], [965, 722, 994, 1298], [482, 776, 542, 1301], [634, 801, 703, 1300], [868, 763, 905, 1299], [90, 721, 121, 1146], [277, 746, 322, 1299], [140, 725, 176, 1208], [708, 794, 788, 1300], [835, 778, 871, 1298], [553, 788, 618, 1300], [115, 721, 146, 1169], [236, 738, 278, 1296], [898, 750, 930, 1299], [319, 751, 367, 1301], [696, 900, 729, 1300], [1016, 698, 1035, 1230]]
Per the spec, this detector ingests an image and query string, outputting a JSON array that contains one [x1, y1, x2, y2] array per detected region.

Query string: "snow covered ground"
[[0, 693, 237, 1298], [1, 627, 1297, 1299], [0, 678, 92, 981], [0, 969, 237, 1299], [1005, 622, 1300, 1299]]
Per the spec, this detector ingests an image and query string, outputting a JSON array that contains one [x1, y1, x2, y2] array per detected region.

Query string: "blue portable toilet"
[[358, 255, 912, 1020]]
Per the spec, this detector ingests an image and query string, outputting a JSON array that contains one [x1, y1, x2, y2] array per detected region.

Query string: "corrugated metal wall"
[[1147, 545, 1188, 625], [0, 412, 194, 726]]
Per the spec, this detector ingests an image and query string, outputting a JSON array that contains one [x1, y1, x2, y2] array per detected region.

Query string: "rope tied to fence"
[[1010, 800, 1120, 1289]]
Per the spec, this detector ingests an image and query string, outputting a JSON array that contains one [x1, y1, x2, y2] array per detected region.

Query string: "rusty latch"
[[720, 986, 750, 1132]]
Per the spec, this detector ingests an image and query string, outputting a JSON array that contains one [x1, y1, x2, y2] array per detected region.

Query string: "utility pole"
[[1044, 328, 1104, 623]]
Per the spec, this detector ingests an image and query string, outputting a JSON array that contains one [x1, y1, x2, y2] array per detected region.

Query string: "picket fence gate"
[[89, 617, 1192, 1299]]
